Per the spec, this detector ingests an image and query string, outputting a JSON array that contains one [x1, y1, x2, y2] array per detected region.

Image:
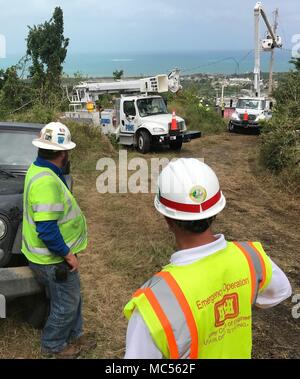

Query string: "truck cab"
[[228, 97, 273, 132], [102, 95, 187, 154]]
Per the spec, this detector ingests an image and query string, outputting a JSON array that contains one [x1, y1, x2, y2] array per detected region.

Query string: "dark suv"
[[0, 122, 49, 327]]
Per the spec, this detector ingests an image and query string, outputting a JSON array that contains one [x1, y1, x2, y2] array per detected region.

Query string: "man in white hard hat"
[[22, 122, 95, 359], [124, 158, 292, 359]]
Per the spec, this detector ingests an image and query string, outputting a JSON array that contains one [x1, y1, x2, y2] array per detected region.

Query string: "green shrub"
[[259, 117, 300, 191], [8, 104, 59, 124]]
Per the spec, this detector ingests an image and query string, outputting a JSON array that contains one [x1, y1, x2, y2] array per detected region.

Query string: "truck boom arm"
[[68, 70, 182, 105], [254, 2, 282, 97]]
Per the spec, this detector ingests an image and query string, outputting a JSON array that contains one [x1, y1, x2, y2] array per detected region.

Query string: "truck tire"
[[137, 130, 151, 154], [170, 138, 183, 152]]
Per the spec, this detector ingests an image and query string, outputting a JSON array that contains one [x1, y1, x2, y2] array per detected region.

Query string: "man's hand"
[[64, 252, 79, 272]]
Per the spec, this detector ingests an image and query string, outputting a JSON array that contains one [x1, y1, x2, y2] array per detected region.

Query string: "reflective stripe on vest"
[[135, 272, 198, 359], [32, 204, 64, 213], [22, 231, 87, 257], [233, 242, 265, 305], [57, 207, 83, 225]]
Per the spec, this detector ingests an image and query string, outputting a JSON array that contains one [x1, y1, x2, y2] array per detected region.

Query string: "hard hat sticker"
[[44, 129, 53, 142], [189, 186, 207, 204], [58, 136, 65, 144]]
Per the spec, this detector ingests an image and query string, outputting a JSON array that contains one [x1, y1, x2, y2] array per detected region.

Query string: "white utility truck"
[[65, 70, 201, 154], [228, 97, 273, 132], [228, 2, 282, 132]]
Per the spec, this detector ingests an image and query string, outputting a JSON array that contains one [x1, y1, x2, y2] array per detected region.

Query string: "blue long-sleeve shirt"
[[34, 157, 70, 258]]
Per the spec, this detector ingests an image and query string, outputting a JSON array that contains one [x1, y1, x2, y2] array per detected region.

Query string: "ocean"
[[0, 50, 293, 77]]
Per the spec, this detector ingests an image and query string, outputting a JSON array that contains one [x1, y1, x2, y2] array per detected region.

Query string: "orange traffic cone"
[[171, 110, 178, 131], [243, 110, 249, 122]]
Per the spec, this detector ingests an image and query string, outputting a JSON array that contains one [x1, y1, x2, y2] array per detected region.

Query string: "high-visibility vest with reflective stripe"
[[124, 241, 273, 359], [22, 164, 88, 265]]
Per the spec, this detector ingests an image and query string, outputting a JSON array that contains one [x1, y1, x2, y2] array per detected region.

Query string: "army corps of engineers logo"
[[189, 186, 207, 204], [214, 294, 239, 327]]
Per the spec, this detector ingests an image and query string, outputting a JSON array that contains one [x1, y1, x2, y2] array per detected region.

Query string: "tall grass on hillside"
[[166, 89, 226, 135], [67, 121, 117, 173]]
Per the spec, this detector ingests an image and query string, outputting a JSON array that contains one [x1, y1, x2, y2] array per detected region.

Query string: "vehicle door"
[[120, 100, 139, 134]]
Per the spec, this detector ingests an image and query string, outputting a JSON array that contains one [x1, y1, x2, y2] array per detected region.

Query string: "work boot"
[[43, 345, 81, 360], [72, 333, 97, 353]]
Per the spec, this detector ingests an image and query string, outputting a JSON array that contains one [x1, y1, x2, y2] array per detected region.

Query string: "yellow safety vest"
[[124, 241, 273, 359], [22, 164, 88, 265]]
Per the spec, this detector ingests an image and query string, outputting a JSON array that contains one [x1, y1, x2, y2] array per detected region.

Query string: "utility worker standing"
[[221, 102, 226, 118], [124, 159, 292, 359], [22, 122, 96, 359]]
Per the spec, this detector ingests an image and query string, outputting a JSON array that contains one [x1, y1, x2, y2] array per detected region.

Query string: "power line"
[[179, 50, 254, 75]]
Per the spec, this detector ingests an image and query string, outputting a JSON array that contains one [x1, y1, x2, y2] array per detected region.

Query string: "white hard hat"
[[32, 122, 76, 151], [154, 159, 226, 221]]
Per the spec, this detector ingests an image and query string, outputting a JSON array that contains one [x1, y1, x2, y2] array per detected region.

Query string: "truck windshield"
[[137, 98, 168, 117], [0, 130, 38, 169], [236, 99, 264, 110]]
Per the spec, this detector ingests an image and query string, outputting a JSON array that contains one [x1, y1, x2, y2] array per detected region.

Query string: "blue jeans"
[[29, 262, 83, 353]]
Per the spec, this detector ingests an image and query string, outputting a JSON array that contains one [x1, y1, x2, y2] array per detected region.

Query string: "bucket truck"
[[229, 2, 282, 133], [65, 70, 201, 154]]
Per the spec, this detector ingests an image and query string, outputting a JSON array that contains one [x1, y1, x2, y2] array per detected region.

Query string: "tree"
[[272, 57, 300, 119], [113, 70, 124, 80], [27, 7, 69, 104], [0, 65, 33, 112], [290, 57, 300, 71]]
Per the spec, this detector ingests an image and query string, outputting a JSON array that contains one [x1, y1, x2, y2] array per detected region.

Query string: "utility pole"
[[254, 3, 261, 97], [268, 8, 279, 96]]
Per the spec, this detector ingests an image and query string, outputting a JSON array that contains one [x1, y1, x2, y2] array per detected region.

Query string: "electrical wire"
[[178, 49, 254, 75]]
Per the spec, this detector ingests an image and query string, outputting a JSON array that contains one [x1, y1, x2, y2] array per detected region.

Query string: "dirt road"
[[1, 133, 299, 359]]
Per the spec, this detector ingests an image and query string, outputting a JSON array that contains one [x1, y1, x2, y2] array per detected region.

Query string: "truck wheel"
[[137, 130, 151, 154], [170, 138, 183, 152], [228, 122, 236, 133]]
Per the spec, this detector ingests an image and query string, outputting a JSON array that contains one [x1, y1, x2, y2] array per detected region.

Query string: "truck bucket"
[[140, 75, 169, 93]]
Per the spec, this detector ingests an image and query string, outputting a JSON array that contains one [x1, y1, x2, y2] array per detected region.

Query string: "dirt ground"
[[0, 132, 299, 359]]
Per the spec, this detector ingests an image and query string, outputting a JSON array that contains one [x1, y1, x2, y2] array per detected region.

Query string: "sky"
[[0, 0, 299, 55]]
